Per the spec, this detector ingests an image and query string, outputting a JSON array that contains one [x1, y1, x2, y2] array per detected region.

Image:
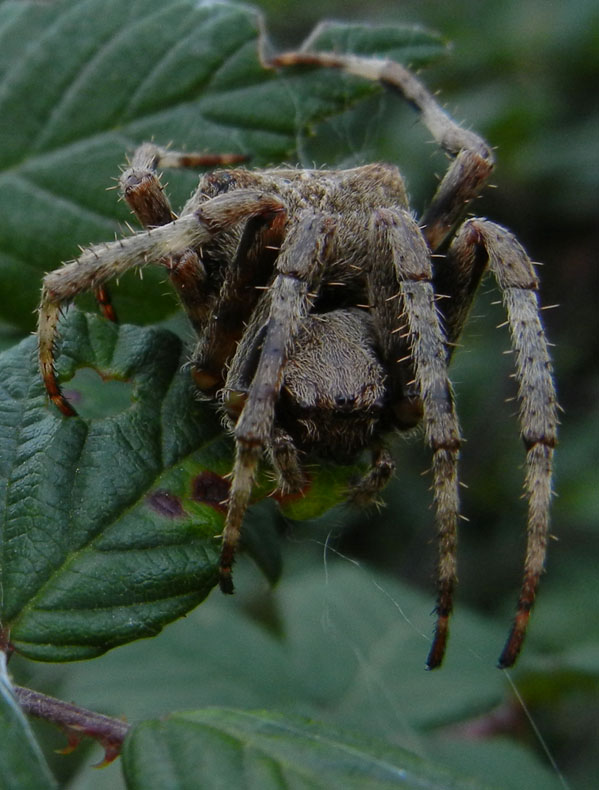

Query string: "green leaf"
[[1, 312, 224, 660], [0, 311, 361, 661], [122, 707, 487, 790], [53, 563, 510, 735], [0, 660, 57, 789], [305, 19, 446, 64], [0, 0, 446, 334], [26, 562, 561, 790]]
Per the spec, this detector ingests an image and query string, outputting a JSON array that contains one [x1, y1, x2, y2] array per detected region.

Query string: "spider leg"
[[89, 144, 245, 323], [449, 219, 558, 668], [271, 51, 494, 250], [120, 142, 247, 228], [219, 210, 336, 593], [192, 208, 288, 395], [117, 143, 248, 332], [38, 190, 285, 416], [270, 428, 306, 494], [348, 443, 395, 508], [369, 208, 462, 669]]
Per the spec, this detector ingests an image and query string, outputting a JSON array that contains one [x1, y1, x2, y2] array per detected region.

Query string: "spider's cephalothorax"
[[37, 51, 557, 669]]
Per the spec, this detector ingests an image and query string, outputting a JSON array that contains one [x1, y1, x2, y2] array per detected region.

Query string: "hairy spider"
[[38, 49, 557, 669]]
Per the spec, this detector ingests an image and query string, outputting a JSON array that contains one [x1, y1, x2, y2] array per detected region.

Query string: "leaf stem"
[[13, 685, 130, 764]]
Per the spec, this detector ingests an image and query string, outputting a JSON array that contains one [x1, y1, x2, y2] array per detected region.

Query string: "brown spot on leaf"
[[147, 490, 185, 518], [192, 471, 230, 512]]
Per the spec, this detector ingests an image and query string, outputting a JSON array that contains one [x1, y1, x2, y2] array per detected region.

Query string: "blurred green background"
[[6, 0, 597, 787]]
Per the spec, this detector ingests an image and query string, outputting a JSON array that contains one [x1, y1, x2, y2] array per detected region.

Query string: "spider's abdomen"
[[278, 309, 387, 459]]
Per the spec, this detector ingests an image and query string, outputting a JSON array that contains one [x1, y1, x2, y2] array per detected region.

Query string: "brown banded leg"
[[119, 142, 247, 227], [447, 219, 558, 668], [271, 50, 494, 250], [433, 223, 489, 358], [368, 207, 462, 669], [219, 211, 336, 593], [191, 208, 288, 396], [94, 142, 249, 324], [38, 190, 285, 416]]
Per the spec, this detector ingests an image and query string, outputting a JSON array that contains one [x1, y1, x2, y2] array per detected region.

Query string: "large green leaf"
[[1, 312, 223, 660], [122, 707, 488, 790], [16, 563, 563, 790], [0, 312, 359, 661], [0, 0, 446, 333]]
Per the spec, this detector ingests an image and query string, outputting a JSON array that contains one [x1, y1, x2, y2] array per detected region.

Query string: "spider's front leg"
[[368, 208, 462, 669], [120, 142, 246, 229], [218, 211, 336, 593], [118, 143, 249, 331], [271, 50, 494, 251], [38, 190, 285, 416], [92, 143, 246, 323], [447, 220, 558, 668]]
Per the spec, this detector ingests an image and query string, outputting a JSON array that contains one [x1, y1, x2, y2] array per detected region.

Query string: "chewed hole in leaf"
[[63, 366, 133, 419]]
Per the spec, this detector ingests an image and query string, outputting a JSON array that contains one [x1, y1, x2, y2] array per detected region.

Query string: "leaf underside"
[[123, 708, 489, 790]]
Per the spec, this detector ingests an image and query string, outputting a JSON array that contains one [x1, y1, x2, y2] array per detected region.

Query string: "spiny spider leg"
[[38, 190, 284, 416], [192, 208, 288, 394], [447, 220, 558, 668], [271, 50, 494, 250], [370, 208, 462, 669], [348, 442, 396, 508], [120, 142, 247, 228], [219, 211, 336, 593], [91, 144, 248, 323]]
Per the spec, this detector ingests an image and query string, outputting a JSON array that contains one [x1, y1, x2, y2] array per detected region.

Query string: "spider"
[[37, 49, 557, 670]]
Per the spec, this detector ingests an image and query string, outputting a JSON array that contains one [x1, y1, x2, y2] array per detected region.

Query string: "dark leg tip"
[[219, 569, 235, 595]]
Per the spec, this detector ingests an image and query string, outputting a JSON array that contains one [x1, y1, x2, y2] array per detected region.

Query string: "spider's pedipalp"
[[448, 219, 558, 668], [38, 190, 285, 416], [219, 210, 336, 592], [369, 208, 462, 669], [347, 443, 395, 508]]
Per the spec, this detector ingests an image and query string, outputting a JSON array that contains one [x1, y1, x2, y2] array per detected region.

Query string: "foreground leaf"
[[22, 564, 562, 790], [122, 707, 487, 790], [0, 312, 357, 661], [1, 312, 223, 660], [0, 0, 446, 333]]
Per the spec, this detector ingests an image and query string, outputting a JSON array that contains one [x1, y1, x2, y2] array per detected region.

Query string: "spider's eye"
[[334, 395, 357, 411]]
